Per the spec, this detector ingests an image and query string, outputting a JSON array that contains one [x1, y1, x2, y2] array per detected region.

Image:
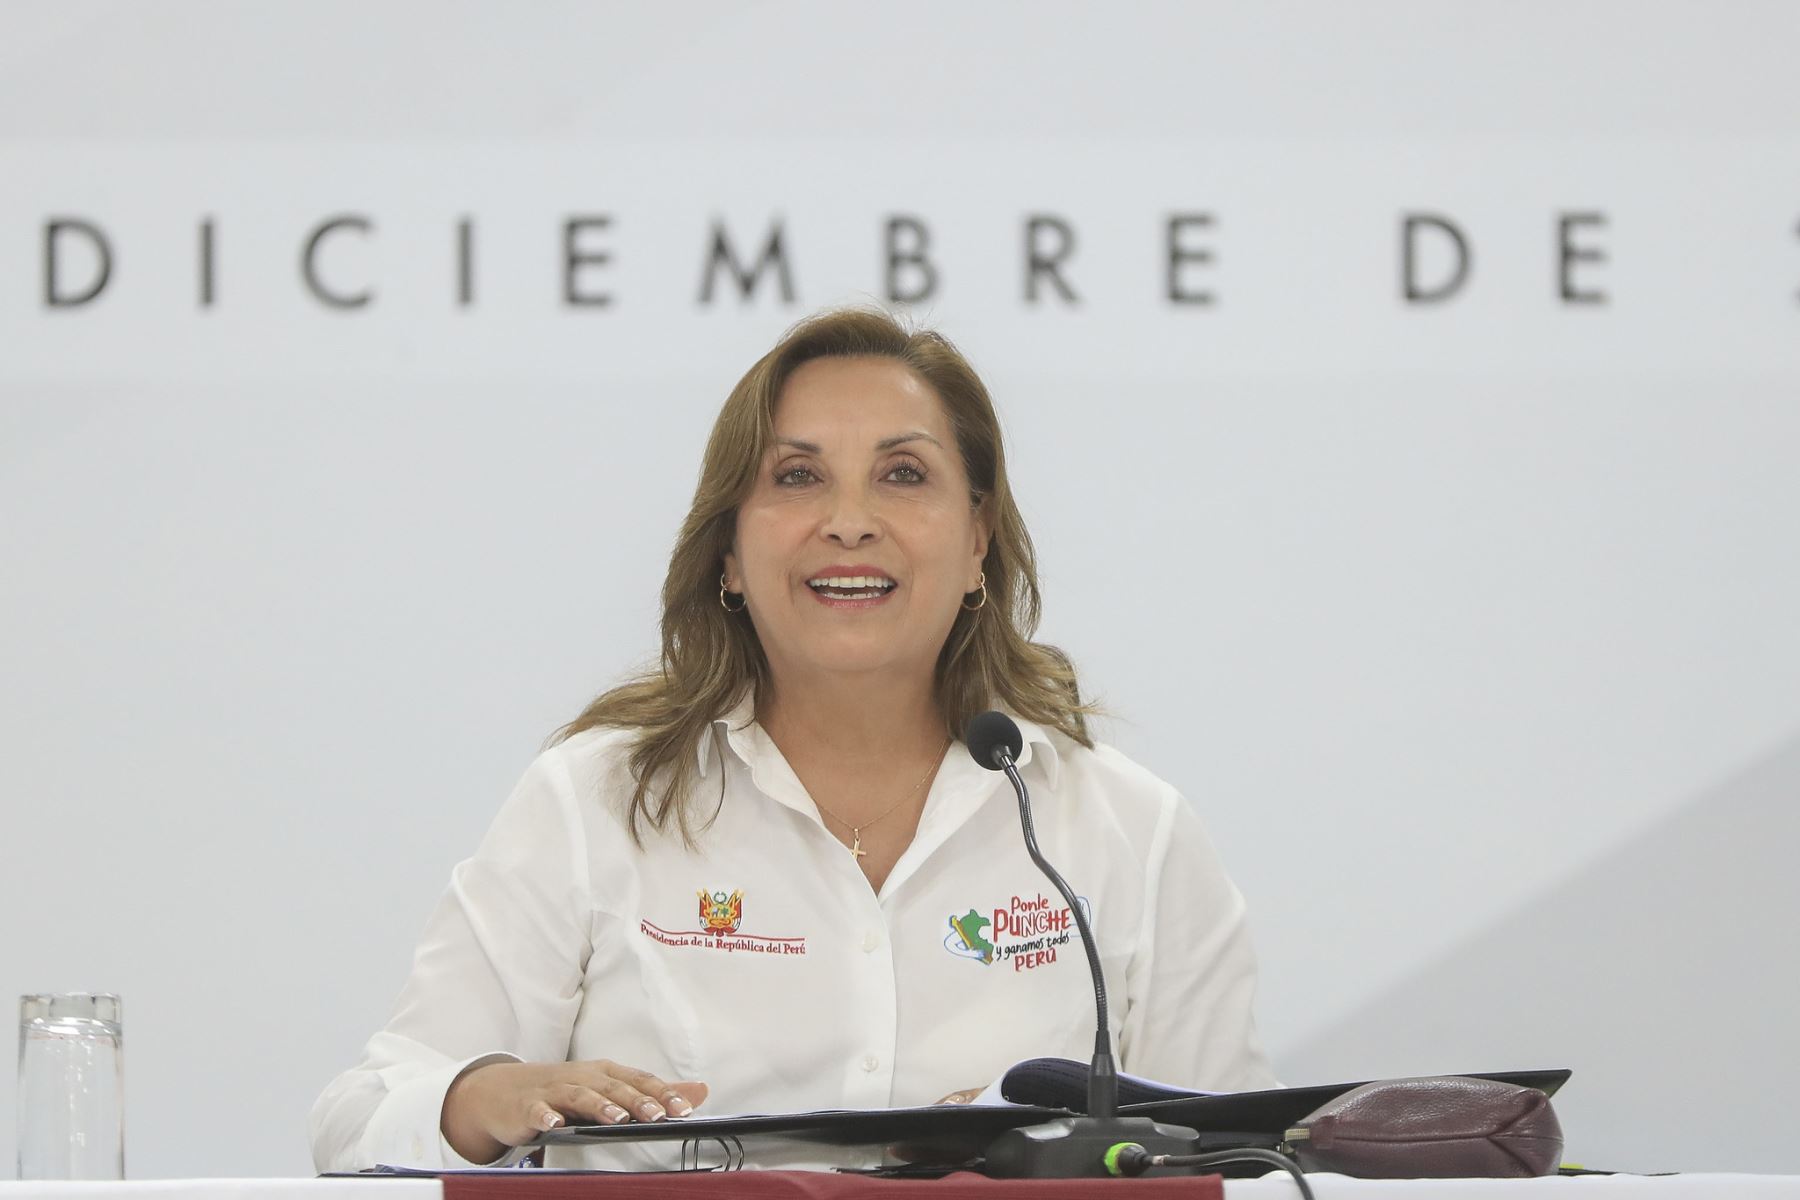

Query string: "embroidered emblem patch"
[[637, 888, 809, 956], [698, 888, 743, 934], [944, 892, 1090, 972]]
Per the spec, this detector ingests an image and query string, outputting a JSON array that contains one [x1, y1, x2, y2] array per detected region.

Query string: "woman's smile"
[[805, 564, 900, 608]]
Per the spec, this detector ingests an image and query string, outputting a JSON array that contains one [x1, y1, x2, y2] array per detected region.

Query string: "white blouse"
[[309, 697, 1276, 1172]]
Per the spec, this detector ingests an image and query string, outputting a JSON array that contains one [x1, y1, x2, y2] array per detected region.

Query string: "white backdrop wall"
[[3, 0, 1798, 1178]]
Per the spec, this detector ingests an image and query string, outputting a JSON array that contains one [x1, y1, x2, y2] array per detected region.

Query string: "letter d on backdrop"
[[44, 218, 113, 308], [1401, 213, 1471, 303]]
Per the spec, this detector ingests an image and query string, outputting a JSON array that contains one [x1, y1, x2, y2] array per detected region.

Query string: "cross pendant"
[[849, 829, 867, 859]]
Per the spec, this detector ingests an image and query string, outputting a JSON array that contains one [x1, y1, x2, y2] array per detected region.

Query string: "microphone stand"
[[979, 743, 1208, 1178]]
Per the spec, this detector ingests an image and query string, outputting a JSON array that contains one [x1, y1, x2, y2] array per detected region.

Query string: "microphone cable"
[[1105, 1145, 1316, 1200]]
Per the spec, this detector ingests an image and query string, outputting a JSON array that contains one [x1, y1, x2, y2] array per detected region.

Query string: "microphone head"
[[964, 711, 1024, 771]]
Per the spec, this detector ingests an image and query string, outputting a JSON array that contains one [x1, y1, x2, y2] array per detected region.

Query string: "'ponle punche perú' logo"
[[944, 893, 1088, 972]]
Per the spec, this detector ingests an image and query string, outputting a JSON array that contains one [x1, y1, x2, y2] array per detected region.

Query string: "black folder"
[[536, 1062, 1572, 1161]]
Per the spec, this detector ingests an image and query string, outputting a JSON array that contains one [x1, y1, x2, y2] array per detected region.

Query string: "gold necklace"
[[812, 739, 952, 860]]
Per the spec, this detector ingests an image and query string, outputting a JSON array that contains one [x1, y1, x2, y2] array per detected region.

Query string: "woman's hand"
[[441, 1059, 709, 1164]]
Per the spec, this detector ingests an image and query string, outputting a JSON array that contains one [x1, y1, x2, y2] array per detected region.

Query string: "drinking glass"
[[17, 993, 124, 1180]]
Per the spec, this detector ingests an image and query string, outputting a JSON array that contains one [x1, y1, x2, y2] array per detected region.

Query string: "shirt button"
[[861, 930, 881, 953], [862, 1054, 880, 1072], [411, 1136, 424, 1158]]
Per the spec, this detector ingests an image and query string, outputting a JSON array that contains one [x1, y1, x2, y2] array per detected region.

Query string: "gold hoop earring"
[[720, 573, 746, 613], [961, 571, 987, 612]]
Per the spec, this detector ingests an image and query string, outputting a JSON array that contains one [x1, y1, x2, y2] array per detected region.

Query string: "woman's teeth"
[[808, 575, 897, 599]]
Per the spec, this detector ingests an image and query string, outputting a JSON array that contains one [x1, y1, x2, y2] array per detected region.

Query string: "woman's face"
[[723, 356, 990, 693]]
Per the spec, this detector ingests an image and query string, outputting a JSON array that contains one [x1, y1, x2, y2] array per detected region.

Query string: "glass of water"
[[17, 993, 124, 1180]]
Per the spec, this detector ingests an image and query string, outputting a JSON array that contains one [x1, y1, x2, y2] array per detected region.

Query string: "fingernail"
[[603, 1104, 630, 1124], [665, 1096, 693, 1117], [541, 1112, 563, 1130], [638, 1100, 666, 1122]]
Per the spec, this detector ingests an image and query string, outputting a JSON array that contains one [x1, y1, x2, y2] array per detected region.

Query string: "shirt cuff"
[[367, 1051, 524, 1169]]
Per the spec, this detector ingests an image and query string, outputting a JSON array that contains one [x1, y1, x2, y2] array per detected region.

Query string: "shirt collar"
[[697, 692, 1063, 791], [696, 691, 759, 778], [998, 712, 1062, 790]]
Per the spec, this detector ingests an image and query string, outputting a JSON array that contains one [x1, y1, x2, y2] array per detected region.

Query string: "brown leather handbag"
[[1284, 1075, 1564, 1178]]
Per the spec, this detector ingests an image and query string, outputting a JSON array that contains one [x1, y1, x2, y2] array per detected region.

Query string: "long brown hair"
[[554, 307, 1094, 842]]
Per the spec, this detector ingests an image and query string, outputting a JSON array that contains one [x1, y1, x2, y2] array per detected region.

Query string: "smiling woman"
[[552, 311, 1099, 854], [309, 307, 1277, 1174]]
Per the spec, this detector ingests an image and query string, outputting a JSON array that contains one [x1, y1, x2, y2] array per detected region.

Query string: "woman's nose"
[[820, 484, 880, 546]]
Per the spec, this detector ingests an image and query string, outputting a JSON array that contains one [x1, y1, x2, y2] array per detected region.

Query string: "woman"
[[309, 308, 1275, 1172]]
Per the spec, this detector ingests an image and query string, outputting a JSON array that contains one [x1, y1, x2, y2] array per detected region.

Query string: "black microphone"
[[965, 711, 1117, 1118], [965, 711, 1206, 1178]]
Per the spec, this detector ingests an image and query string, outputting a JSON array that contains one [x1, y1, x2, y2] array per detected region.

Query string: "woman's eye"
[[775, 465, 818, 486], [886, 462, 926, 484]]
